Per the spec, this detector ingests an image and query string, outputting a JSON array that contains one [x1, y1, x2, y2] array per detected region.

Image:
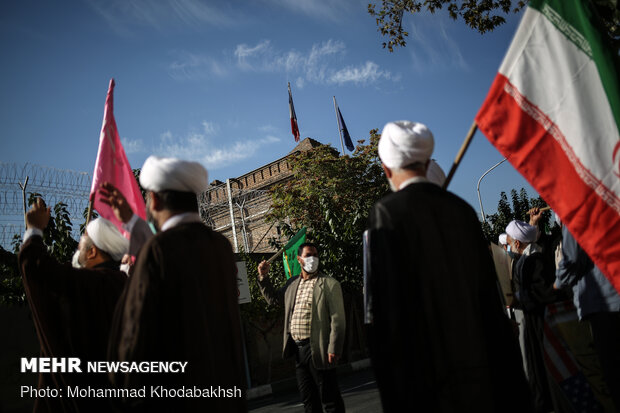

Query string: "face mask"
[[146, 208, 159, 233], [120, 263, 131, 275], [71, 249, 83, 269], [302, 256, 319, 273], [147, 221, 158, 234]]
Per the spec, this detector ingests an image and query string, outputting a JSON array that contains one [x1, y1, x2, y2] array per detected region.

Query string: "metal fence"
[[1, 162, 278, 253], [0, 162, 91, 249]]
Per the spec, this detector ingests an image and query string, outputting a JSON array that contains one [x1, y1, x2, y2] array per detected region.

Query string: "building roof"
[[289, 137, 322, 154]]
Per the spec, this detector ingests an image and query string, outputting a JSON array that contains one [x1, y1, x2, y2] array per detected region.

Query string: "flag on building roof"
[[89, 79, 146, 237], [335, 98, 355, 152], [288, 82, 300, 142], [475, 0, 620, 294]]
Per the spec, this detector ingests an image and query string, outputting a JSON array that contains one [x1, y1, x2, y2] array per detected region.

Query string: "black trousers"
[[295, 341, 345, 413], [589, 311, 620, 412]]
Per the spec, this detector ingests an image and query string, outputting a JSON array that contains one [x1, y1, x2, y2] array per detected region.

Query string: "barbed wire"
[[0, 162, 276, 251], [0, 162, 91, 249], [0, 162, 91, 191], [0, 224, 23, 252], [199, 183, 270, 228]]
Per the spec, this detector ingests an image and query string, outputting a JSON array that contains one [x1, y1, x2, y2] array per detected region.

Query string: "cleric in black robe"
[[19, 198, 128, 413], [506, 220, 570, 413], [106, 156, 246, 412], [366, 121, 533, 413]]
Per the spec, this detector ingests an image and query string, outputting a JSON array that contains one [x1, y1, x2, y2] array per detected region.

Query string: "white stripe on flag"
[[499, 7, 619, 202]]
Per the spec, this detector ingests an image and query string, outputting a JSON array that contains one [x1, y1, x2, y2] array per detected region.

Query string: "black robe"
[[19, 235, 126, 413], [513, 249, 570, 413], [108, 222, 246, 412], [367, 182, 533, 413]]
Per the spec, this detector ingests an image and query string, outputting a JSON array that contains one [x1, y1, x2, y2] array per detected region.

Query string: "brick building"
[[200, 137, 322, 253]]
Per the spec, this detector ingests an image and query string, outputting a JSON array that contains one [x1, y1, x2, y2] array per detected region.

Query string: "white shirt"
[[22, 228, 44, 244], [399, 176, 429, 190]]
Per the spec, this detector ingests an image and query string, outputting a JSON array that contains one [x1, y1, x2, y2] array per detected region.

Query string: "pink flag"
[[89, 79, 146, 237]]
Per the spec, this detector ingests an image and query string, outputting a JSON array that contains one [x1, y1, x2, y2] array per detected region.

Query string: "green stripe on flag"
[[529, 0, 620, 132], [283, 227, 307, 279]]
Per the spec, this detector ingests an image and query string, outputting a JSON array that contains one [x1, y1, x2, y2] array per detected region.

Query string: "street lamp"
[[477, 158, 507, 223]]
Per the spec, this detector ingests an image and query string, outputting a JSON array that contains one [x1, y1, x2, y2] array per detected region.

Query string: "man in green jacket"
[[258, 243, 346, 413]]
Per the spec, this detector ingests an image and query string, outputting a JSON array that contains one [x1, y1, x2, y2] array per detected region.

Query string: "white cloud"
[[407, 18, 469, 72], [262, 135, 281, 144], [262, 0, 349, 22], [202, 135, 281, 169], [329, 61, 394, 85], [121, 138, 144, 154], [234, 40, 272, 68], [168, 51, 227, 80], [85, 0, 236, 35], [155, 123, 281, 170], [202, 121, 218, 136], [230, 39, 393, 86], [258, 124, 278, 133], [169, 38, 396, 86]]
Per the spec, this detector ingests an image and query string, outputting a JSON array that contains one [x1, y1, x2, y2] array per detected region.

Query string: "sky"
[[0, 0, 539, 220]]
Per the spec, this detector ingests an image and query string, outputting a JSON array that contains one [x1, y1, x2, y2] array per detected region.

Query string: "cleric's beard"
[[146, 208, 159, 232], [71, 250, 83, 269]]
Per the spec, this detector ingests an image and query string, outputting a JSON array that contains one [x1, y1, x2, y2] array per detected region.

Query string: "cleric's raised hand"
[[98, 182, 134, 223], [26, 197, 50, 231], [257, 260, 270, 281]]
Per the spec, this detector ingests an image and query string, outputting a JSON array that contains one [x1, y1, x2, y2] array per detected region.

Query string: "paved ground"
[[248, 367, 382, 412]]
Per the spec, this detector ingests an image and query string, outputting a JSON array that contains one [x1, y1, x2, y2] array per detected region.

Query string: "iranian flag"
[[288, 82, 300, 142], [476, 0, 620, 293]]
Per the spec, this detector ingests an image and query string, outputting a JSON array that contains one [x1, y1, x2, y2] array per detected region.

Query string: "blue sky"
[[0, 0, 538, 218]]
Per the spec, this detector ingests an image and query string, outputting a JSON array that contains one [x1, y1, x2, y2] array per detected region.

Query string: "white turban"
[[140, 156, 208, 194], [426, 159, 446, 187], [505, 220, 538, 243], [498, 233, 508, 246], [378, 121, 434, 169], [86, 218, 129, 261]]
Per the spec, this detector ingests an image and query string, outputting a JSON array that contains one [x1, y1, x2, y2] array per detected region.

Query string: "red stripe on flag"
[[291, 118, 300, 143], [543, 321, 578, 378], [542, 343, 564, 383], [476, 74, 620, 295], [288, 84, 300, 143]]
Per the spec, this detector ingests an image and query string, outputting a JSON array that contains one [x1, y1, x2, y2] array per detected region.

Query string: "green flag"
[[283, 227, 307, 279]]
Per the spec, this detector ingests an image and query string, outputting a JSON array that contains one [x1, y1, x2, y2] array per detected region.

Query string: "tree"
[[368, 0, 619, 54], [481, 187, 556, 244], [238, 252, 288, 384], [0, 194, 81, 306], [267, 130, 389, 293], [0, 236, 23, 306]]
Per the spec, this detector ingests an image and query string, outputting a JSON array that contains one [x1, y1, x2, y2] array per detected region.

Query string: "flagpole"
[[85, 195, 94, 226], [443, 121, 478, 189], [266, 246, 285, 264], [333, 96, 345, 156]]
